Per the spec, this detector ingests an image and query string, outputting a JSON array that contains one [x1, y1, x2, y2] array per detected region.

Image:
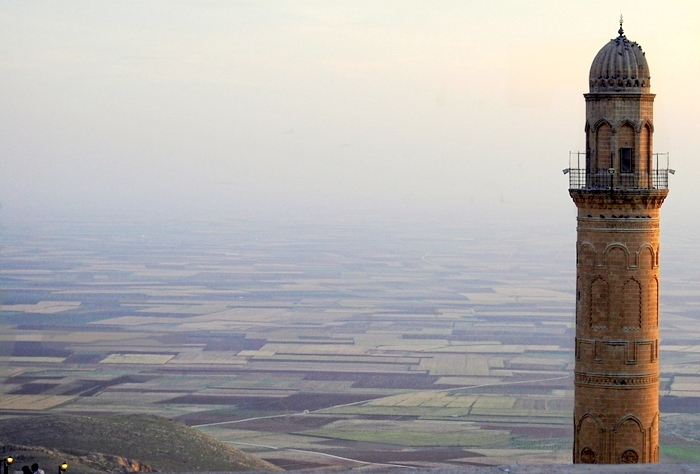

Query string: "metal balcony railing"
[[565, 152, 672, 191]]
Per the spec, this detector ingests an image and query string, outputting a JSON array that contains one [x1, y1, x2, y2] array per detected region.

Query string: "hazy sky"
[[1, 1, 698, 226]]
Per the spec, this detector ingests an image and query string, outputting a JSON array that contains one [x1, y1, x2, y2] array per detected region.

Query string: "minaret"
[[568, 20, 670, 464]]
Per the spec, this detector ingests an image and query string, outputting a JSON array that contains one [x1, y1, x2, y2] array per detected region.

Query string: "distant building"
[[566, 21, 671, 464]]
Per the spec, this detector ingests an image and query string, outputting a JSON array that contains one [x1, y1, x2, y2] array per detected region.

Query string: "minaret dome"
[[589, 27, 651, 93]]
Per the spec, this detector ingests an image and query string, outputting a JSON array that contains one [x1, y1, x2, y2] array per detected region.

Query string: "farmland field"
[[1, 216, 700, 468]]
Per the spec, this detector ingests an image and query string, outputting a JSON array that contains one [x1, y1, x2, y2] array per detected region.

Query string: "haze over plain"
[[0, 0, 698, 232], [5, 3, 700, 466]]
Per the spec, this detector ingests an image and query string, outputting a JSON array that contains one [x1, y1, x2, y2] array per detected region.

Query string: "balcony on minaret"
[[565, 151, 672, 191]]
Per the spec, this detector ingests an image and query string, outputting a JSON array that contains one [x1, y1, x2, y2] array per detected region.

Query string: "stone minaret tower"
[[568, 22, 670, 464]]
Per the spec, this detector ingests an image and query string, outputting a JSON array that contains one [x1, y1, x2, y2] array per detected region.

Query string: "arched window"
[[595, 123, 612, 171], [618, 123, 635, 176]]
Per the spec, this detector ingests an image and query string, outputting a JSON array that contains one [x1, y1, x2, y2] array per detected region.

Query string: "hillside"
[[0, 414, 279, 472], [0, 443, 152, 474]]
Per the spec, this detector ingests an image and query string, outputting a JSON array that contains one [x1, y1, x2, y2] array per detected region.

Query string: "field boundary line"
[[224, 441, 417, 469]]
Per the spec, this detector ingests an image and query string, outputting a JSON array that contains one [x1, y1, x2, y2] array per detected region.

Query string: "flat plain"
[[1, 216, 699, 469]]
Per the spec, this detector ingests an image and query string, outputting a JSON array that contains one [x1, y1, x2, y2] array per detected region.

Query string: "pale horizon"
[[1, 1, 698, 229]]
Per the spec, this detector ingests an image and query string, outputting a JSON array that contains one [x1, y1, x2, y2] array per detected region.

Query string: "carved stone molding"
[[575, 372, 658, 387], [570, 190, 668, 210], [577, 220, 659, 231]]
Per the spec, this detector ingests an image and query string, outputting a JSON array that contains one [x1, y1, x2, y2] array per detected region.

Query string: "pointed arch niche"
[[622, 278, 642, 330], [615, 416, 645, 463], [577, 414, 604, 464], [590, 277, 609, 329]]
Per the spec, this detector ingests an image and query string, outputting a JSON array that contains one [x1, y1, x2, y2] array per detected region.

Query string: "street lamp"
[[58, 463, 68, 474], [1, 457, 13, 474]]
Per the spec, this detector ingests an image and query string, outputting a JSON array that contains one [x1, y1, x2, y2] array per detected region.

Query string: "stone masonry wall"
[[570, 190, 667, 464]]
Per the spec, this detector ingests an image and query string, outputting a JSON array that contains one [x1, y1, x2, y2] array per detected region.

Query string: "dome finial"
[[618, 14, 624, 36]]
